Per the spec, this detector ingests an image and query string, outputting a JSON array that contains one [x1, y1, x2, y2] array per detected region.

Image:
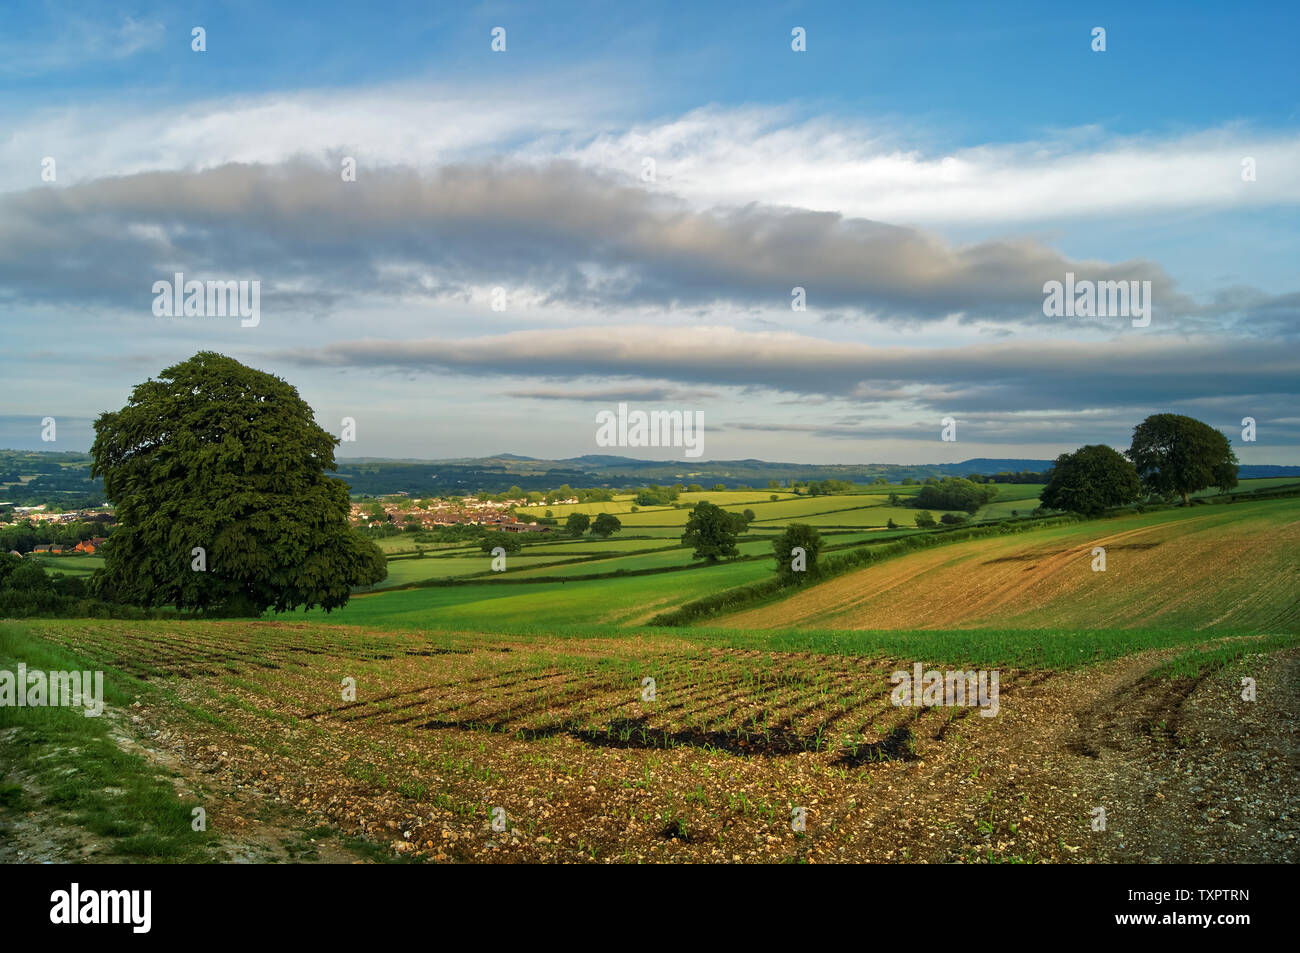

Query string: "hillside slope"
[[716, 498, 1300, 632]]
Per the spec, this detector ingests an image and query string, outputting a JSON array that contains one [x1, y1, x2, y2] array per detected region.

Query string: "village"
[[347, 492, 567, 534]]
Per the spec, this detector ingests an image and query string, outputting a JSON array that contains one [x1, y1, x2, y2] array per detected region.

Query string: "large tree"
[[1039, 444, 1141, 515], [681, 501, 745, 563], [1127, 414, 1239, 505], [90, 352, 386, 615]]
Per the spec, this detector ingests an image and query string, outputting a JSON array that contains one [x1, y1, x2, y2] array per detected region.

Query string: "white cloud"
[[4, 88, 1297, 229]]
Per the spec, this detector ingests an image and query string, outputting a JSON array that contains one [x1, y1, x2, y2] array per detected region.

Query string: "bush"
[[914, 510, 937, 529]]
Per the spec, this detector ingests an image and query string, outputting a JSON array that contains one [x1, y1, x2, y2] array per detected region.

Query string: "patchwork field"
[[4, 489, 1297, 864]]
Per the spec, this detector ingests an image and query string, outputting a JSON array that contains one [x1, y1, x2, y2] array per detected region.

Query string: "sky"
[[1, 0, 1297, 465]]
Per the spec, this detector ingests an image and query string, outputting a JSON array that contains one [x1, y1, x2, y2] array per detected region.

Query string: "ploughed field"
[[718, 498, 1300, 633], [3, 617, 1296, 863]]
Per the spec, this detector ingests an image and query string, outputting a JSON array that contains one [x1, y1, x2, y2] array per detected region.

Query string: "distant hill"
[[3, 447, 1298, 503]]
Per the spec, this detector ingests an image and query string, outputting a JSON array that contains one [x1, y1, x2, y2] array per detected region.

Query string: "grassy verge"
[[0, 621, 216, 861]]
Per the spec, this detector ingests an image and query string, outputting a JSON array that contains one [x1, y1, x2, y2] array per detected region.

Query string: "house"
[[7, 550, 21, 558], [32, 544, 53, 553], [74, 537, 108, 554]]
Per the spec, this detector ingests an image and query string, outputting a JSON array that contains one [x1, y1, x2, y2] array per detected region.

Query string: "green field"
[[30, 554, 105, 577], [306, 491, 1300, 634], [323, 556, 775, 628]]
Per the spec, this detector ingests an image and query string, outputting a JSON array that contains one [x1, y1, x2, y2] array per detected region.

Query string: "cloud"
[[0, 159, 1189, 326], [275, 325, 1300, 416], [505, 385, 719, 402], [557, 110, 1300, 225], [5, 89, 1297, 225]]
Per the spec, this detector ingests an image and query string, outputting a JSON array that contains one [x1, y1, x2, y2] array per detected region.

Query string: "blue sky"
[[2, 0, 1297, 464]]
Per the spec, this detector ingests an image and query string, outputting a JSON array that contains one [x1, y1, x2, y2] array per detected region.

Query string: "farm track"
[[11, 619, 1296, 863]]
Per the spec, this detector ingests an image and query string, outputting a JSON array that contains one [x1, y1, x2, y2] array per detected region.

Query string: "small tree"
[[565, 512, 592, 536], [1128, 414, 1239, 504], [590, 513, 622, 538], [742, 508, 756, 523], [773, 524, 822, 579], [939, 512, 968, 526], [681, 502, 743, 563], [886, 518, 898, 529], [914, 510, 937, 529], [1040, 444, 1141, 515]]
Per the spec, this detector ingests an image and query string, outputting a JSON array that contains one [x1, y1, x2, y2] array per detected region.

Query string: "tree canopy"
[[590, 512, 622, 537], [910, 477, 997, 515], [773, 523, 822, 579], [89, 352, 386, 615], [1040, 444, 1141, 515], [1127, 414, 1238, 504], [681, 501, 745, 563]]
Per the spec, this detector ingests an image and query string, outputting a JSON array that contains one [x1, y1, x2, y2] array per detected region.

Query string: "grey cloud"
[[273, 326, 1300, 418], [0, 159, 1192, 325], [505, 385, 719, 402]]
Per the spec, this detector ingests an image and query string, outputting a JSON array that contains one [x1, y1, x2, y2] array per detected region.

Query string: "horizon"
[[4, 445, 1297, 474]]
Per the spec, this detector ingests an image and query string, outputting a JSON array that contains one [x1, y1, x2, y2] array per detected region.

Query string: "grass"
[[0, 623, 216, 861], [322, 557, 775, 628], [1145, 632, 1300, 679], [29, 554, 105, 577]]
